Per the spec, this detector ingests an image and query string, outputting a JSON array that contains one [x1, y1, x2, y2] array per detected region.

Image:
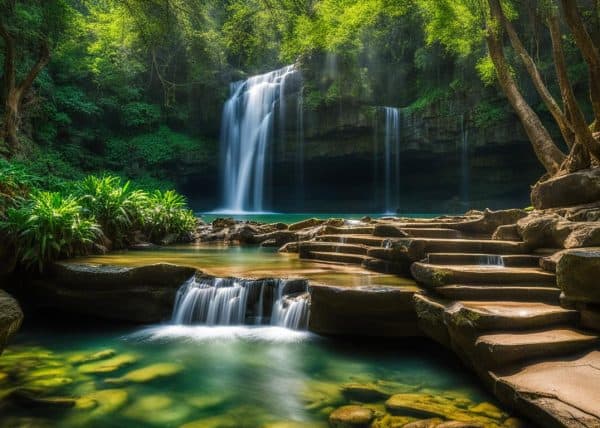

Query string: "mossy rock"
[[68, 349, 116, 365], [105, 362, 183, 384], [75, 388, 129, 415], [329, 405, 374, 427], [468, 402, 505, 420], [122, 394, 191, 425], [186, 394, 230, 409], [78, 354, 139, 374], [341, 383, 389, 402]]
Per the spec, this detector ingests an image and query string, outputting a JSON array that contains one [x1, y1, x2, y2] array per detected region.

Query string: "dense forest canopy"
[[0, 0, 598, 189]]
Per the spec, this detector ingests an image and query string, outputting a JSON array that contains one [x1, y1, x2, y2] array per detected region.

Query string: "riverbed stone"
[[341, 383, 389, 402], [78, 354, 139, 374], [329, 405, 374, 427], [531, 168, 600, 209], [0, 290, 23, 355], [25, 262, 197, 323], [402, 418, 444, 428], [68, 349, 116, 365], [557, 248, 600, 303], [123, 394, 191, 425], [105, 362, 183, 384], [75, 389, 129, 415]]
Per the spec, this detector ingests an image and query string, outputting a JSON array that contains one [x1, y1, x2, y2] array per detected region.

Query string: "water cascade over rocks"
[[380, 107, 401, 214], [172, 276, 310, 330], [219, 65, 301, 213]]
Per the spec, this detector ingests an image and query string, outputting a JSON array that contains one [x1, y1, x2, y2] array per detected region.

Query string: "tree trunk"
[[486, 0, 565, 175], [548, 12, 600, 162], [497, 1, 574, 149], [559, 0, 600, 132]]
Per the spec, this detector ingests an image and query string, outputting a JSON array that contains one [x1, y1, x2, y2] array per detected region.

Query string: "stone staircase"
[[297, 216, 600, 426]]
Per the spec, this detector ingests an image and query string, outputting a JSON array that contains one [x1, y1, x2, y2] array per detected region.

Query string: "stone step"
[[400, 228, 463, 239], [304, 251, 370, 265], [426, 253, 539, 267], [411, 263, 556, 288], [316, 234, 387, 247], [298, 242, 368, 257], [445, 301, 578, 331], [435, 285, 561, 303], [362, 258, 411, 275], [323, 226, 375, 235], [474, 328, 599, 369], [398, 238, 528, 261]]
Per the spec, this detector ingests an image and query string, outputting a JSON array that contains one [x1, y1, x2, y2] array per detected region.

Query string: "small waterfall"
[[220, 65, 299, 213], [172, 277, 310, 330], [477, 255, 504, 266], [382, 107, 401, 214], [460, 113, 470, 208]]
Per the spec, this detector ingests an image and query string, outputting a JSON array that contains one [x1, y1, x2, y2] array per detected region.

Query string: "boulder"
[[557, 249, 600, 304], [0, 290, 23, 355], [491, 224, 521, 241], [517, 213, 600, 249], [288, 218, 324, 231], [329, 405, 374, 427], [25, 262, 197, 323], [531, 168, 600, 209], [373, 224, 409, 237]]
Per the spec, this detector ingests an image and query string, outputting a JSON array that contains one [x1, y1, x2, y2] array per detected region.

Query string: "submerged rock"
[[75, 388, 129, 415], [340, 383, 389, 402], [122, 394, 190, 425], [105, 362, 183, 384], [329, 405, 374, 427], [68, 349, 116, 365], [0, 290, 23, 355], [78, 354, 139, 374], [401, 418, 444, 427]]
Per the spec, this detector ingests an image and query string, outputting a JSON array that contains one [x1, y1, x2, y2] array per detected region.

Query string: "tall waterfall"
[[460, 113, 470, 208], [220, 65, 299, 213], [172, 277, 310, 330], [383, 107, 401, 214]]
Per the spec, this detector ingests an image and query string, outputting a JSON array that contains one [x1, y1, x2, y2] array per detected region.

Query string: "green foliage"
[[75, 175, 146, 248], [408, 87, 449, 112], [139, 190, 197, 242], [2, 192, 101, 271], [472, 101, 509, 129], [0, 160, 40, 216], [121, 102, 162, 128]]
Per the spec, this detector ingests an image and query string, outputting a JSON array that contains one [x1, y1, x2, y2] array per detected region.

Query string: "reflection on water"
[[1, 326, 520, 427], [76, 243, 417, 288]]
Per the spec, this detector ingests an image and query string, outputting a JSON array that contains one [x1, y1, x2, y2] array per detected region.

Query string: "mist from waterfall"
[[219, 65, 299, 213], [172, 276, 310, 330]]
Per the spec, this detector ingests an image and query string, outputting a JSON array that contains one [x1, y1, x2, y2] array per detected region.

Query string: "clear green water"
[[76, 243, 417, 288], [2, 325, 517, 427]]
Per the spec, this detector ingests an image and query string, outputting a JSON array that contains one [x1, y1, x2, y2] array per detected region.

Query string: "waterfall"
[[220, 65, 299, 213], [296, 87, 305, 206], [172, 277, 310, 330], [382, 107, 401, 214], [477, 255, 504, 266], [460, 113, 470, 208]]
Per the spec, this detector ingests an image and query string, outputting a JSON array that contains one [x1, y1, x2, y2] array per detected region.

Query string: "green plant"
[[0, 160, 41, 216], [76, 175, 147, 248], [2, 192, 101, 271], [140, 190, 196, 242]]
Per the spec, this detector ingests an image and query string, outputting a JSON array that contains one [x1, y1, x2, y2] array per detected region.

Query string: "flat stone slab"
[[474, 328, 598, 368], [411, 263, 556, 288], [398, 238, 528, 261], [435, 285, 560, 303], [445, 301, 577, 330], [492, 350, 600, 427], [317, 234, 387, 247], [309, 283, 421, 337]]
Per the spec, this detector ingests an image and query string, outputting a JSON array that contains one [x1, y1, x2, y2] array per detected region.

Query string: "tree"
[[0, 0, 72, 157], [418, 0, 600, 177]]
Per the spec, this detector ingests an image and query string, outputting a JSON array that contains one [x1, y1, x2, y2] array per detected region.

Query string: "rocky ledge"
[[0, 290, 23, 355], [24, 262, 197, 323]]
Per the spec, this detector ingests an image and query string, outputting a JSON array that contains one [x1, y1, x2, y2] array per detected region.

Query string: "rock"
[[531, 168, 600, 209], [467, 402, 504, 419], [557, 248, 600, 304], [75, 389, 129, 415], [122, 394, 190, 425], [289, 218, 325, 231], [328, 405, 374, 427], [373, 224, 409, 237], [229, 224, 262, 244], [68, 349, 116, 365], [263, 422, 324, 428], [0, 290, 23, 355], [517, 213, 600, 249], [341, 383, 389, 402], [278, 242, 299, 253], [254, 230, 298, 247], [436, 422, 484, 428], [453, 209, 528, 235], [78, 354, 139, 374], [159, 233, 180, 246], [402, 419, 444, 428], [491, 224, 521, 241], [308, 284, 420, 337], [212, 217, 236, 228], [105, 362, 183, 384], [10, 390, 76, 408], [502, 418, 527, 428], [25, 263, 197, 323]]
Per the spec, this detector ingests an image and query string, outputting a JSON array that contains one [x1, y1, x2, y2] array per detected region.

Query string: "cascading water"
[[219, 65, 300, 213], [382, 107, 401, 214], [172, 277, 310, 330], [460, 113, 470, 208]]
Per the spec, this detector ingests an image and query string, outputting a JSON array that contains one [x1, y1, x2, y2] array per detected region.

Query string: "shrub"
[[76, 175, 147, 248], [140, 190, 197, 242], [0, 160, 40, 217], [2, 192, 101, 271]]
